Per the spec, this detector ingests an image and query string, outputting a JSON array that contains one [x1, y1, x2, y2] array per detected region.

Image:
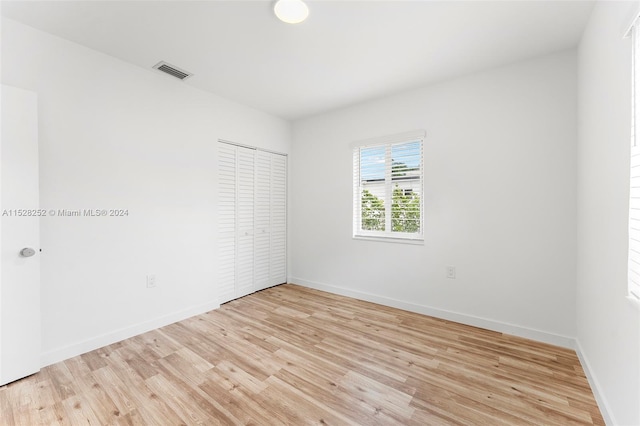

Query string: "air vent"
[[152, 61, 193, 81]]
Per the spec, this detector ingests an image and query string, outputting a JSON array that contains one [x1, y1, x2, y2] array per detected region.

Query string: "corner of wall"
[[574, 339, 616, 426]]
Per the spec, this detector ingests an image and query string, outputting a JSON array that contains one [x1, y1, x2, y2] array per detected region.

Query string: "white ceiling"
[[1, 0, 594, 120]]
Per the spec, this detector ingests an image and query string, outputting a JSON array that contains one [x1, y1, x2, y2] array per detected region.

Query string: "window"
[[629, 18, 640, 300], [352, 130, 425, 242]]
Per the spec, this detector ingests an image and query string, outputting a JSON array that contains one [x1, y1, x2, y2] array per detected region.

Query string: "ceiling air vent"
[[152, 61, 193, 81]]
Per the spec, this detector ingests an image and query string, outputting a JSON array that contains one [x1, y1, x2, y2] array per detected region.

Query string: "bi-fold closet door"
[[218, 142, 287, 304]]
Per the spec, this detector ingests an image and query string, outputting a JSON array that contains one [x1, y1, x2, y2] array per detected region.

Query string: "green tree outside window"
[[361, 186, 420, 233]]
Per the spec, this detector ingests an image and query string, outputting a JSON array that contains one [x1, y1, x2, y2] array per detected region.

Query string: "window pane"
[[361, 188, 385, 231], [391, 141, 421, 180], [391, 142, 421, 233], [360, 146, 386, 231], [360, 146, 386, 181], [391, 183, 420, 233]]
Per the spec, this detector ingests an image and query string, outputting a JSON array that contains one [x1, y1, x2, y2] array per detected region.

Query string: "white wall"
[[1, 18, 290, 365], [577, 2, 640, 425], [290, 50, 578, 347]]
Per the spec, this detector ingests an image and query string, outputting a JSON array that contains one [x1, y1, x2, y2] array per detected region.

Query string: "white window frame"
[[627, 13, 640, 301], [352, 130, 425, 244]]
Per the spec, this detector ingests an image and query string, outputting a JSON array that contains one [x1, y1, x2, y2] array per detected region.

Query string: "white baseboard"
[[574, 340, 615, 426], [290, 277, 576, 349], [40, 299, 220, 367]]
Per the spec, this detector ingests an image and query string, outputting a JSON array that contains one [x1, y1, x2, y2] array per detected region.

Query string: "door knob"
[[20, 247, 36, 257]]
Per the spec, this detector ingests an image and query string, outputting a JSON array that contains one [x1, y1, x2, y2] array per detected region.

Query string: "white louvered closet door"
[[254, 150, 272, 291], [270, 153, 287, 286], [218, 142, 286, 303], [235, 147, 255, 299], [217, 144, 237, 303]]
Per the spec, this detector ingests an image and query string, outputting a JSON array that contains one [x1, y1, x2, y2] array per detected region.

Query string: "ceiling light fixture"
[[274, 0, 309, 24]]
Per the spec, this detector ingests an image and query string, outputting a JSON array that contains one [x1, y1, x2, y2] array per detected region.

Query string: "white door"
[[217, 143, 256, 302], [0, 85, 41, 385], [235, 147, 254, 298], [218, 143, 237, 304], [217, 143, 286, 302], [254, 150, 271, 291], [269, 153, 287, 286]]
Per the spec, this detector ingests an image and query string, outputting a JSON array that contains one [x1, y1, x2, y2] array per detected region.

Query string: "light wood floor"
[[1, 284, 604, 425]]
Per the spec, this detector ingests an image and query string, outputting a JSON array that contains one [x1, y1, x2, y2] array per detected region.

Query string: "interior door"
[[218, 143, 237, 304], [235, 146, 255, 298], [254, 150, 271, 291], [270, 153, 287, 286], [0, 85, 41, 385]]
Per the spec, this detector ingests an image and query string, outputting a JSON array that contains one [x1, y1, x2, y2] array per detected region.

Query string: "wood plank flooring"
[[0, 284, 604, 425]]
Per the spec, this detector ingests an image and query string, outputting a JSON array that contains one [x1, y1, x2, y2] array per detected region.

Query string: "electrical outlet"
[[146, 274, 156, 288], [446, 266, 456, 279]]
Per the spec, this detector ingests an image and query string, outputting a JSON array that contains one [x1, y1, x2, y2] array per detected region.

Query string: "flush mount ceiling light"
[[274, 0, 309, 24]]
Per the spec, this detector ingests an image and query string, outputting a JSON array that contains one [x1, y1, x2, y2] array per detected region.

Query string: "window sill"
[[353, 235, 424, 245]]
